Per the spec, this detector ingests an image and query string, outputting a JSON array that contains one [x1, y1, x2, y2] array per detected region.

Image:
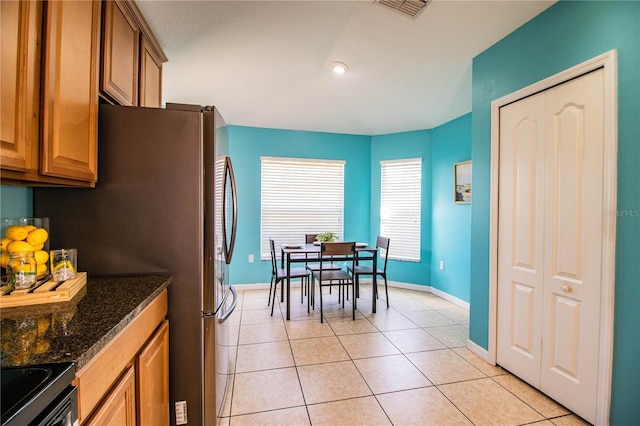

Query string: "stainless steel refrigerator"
[[34, 103, 238, 426]]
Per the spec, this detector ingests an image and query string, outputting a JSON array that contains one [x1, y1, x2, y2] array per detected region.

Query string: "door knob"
[[561, 284, 572, 292]]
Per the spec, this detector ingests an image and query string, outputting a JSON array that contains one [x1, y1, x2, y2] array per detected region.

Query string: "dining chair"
[[312, 242, 357, 322], [303, 233, 342, 307], [304, 233, 342, 272], [348, 236, 390, 308], [268, 239, 310, 316]]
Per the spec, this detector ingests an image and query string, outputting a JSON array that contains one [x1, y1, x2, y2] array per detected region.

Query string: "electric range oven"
[[1, 362, 77, 426]]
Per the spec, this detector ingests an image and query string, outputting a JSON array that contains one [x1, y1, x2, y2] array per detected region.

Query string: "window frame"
[[380, 157, 422, 262], [260, 156, 345, 260]]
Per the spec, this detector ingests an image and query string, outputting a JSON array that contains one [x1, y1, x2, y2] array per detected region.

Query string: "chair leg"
[[307, 277, 311, 313], [383, 275, 389, 308], [271, 280, 279, 316], [309, 276, 314, 312], [280, 277, 285, 302], [268, 276, 274, 306], [319, 282, 324, 323], [352, 283, 356, 320]]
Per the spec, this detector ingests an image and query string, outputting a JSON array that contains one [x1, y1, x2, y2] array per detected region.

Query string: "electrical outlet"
[[248, 254, 254, 263], [175, 401, 187, 425], [439, 260, 445, 271]]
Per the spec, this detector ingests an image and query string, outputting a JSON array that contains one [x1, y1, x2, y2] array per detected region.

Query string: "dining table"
[[280, 242, 379, 320]]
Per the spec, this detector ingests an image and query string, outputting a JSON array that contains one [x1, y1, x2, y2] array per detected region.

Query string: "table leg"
[[372, 253, 378, 313], [280, 249, 285, 302], [286, 253, 291, 320]]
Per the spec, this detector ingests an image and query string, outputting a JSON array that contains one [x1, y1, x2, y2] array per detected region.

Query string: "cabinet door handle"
[[561, 284, 572, 293]]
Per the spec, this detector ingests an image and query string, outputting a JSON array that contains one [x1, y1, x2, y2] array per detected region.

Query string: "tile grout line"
[[227, 288, 583, 426]]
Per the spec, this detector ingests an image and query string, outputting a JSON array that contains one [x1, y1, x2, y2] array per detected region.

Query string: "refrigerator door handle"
[[222, 156, 238, 264], [219, 286, 238, 323]]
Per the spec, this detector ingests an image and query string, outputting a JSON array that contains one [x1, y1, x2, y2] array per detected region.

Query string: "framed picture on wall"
[[454, 161, 472, 204]]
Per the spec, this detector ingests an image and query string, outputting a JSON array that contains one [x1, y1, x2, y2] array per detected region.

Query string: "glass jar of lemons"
[[1, 217, 51, 282]]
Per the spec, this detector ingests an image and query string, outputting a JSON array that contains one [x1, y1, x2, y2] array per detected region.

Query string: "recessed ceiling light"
[[330, 61, 349, 74]]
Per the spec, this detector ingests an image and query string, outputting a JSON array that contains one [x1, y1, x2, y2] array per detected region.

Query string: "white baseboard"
[[385, 280, 431, 292], [467, 339, 492, 364], [429, 287, 470, 310], [233, 280, 470, 311], [231, 283, 270, 291]]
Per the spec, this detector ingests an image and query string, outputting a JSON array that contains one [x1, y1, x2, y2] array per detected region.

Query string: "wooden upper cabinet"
[[101, 0, 167, 108], [1, 0, 164, 186], [0, 0, 42, 173], [40, 0, 100, 183], [139, 36, 163, 108], [101, 0, 140, 106], [129, 1, 167, 107]]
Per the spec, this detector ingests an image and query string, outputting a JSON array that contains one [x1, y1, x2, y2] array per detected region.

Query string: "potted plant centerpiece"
[[315, 232, 337, 243]]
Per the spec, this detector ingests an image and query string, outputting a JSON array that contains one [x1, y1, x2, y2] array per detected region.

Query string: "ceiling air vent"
[[375, 0, 429, 19]]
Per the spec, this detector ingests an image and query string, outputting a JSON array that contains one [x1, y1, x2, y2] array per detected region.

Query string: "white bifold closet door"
[[497, 68, 604, 424]]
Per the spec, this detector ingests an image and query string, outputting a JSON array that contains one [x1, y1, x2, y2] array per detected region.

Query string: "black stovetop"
[[1, 362, 75, 426]]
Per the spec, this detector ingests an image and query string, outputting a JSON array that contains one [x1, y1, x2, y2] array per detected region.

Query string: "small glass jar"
[[50, 248, 77, 281], [8, 251, 38, 290]]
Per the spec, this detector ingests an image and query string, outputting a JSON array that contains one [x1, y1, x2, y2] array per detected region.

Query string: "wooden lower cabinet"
[[86, 321, 169, 426], [85, 366, 137, 426], [75, 290, 168, 425], [137, 320, 170, 425]]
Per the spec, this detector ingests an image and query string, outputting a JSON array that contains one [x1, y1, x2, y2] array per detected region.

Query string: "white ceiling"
[[135, 0, 555, 135]]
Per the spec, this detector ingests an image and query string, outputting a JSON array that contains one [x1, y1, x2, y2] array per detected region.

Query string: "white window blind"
[[380, 158, 422, 262], [261, 157, 345, 259]]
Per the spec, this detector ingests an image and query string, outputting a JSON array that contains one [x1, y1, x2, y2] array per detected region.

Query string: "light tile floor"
[[220, 283, 590, 425]]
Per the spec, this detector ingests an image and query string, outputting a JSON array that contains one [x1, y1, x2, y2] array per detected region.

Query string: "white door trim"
[[486, 50, 617, 425]]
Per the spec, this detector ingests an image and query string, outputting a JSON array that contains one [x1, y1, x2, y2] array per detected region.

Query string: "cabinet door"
[[139, 35, 163, 107], [101, 0, 139, 106], [85, 366, 136, 426], [0, 0, 41, 172], [41, 0, 99, 182], [137, 320, 169, 426]]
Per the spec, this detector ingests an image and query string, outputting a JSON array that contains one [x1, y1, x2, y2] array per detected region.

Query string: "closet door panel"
[[540, 68, 604, 422], [496, 92, 546, 387]]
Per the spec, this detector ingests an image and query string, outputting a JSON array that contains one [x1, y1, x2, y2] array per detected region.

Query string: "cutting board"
[[0, 272, 87, 308]]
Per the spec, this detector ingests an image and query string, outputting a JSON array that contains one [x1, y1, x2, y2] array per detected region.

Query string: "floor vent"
[[375, 0, 429, 19]]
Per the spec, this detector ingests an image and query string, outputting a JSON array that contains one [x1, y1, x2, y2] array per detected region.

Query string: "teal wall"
[[2, 118, 471, 298], [8, 1, 634, 418], [229, 121, 472, 300], [227, 126, 372, 284], [0, 186, 32, 218], [431, 114, 472, 301], [370, 130, 433, 286], [470, 1, 639, 423]]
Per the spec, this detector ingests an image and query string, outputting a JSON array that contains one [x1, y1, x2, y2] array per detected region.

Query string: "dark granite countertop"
[[0, 275, 172, 369]]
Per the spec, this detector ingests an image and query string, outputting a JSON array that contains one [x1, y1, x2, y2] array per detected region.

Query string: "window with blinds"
[[261, 157, 345, 259], [380, 158, 422, 262]]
